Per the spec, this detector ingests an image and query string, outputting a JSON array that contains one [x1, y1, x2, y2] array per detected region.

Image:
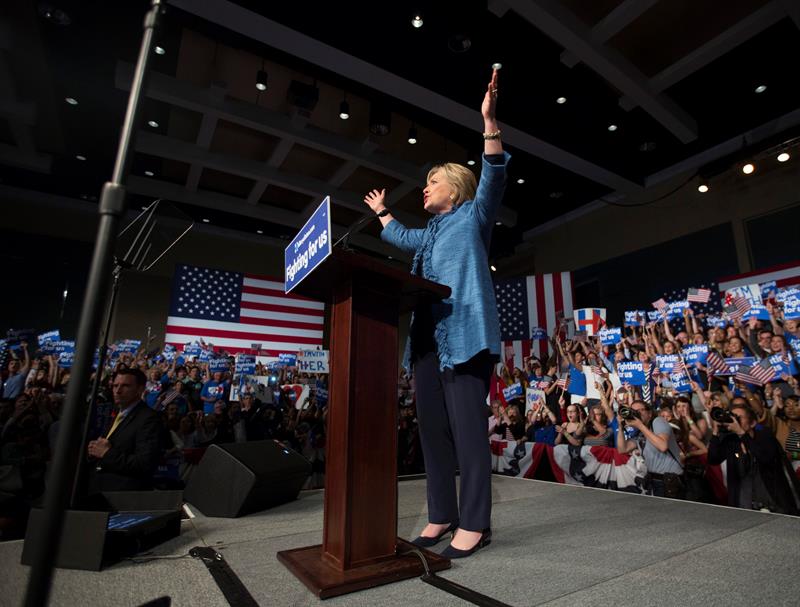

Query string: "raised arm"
[[364, 189, 425, 254]]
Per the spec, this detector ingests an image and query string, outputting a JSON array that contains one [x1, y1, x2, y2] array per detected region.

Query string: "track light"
[[339, 99, 350, 120], [490, 265, 497, 272], [411, 14, 423, 28], [408, 125, 418, 145], [778, 152, 790, 162], [256, 69, 268, 91], [742, 163, 755, 175], [154, 46, 166, 55], [467, 159, 476, 166], [697, 183, 709, 193]]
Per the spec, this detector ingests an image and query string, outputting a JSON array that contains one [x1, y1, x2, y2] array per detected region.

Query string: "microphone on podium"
[[333, 208, 391, 250]]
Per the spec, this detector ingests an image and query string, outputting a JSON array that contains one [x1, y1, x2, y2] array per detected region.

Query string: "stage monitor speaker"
[[184, 441, 311, 518]]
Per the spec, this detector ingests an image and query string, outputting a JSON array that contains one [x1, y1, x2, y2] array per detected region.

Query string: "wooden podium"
[[277, 249, 452, 599]]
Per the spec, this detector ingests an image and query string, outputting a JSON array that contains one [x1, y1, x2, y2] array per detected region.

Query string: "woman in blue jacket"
[[363, 68, 508, 558]]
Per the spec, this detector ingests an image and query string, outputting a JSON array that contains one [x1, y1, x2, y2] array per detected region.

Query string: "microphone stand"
[[333, 209, 388, 250]]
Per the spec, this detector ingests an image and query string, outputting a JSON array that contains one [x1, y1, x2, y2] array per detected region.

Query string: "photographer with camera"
[[707, 403, 800, 514], [616, 400, 685, 498]]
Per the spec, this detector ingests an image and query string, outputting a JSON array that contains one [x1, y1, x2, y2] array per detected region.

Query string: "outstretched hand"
[[481, 69, 499, 121], [364, 188, 386, 214]]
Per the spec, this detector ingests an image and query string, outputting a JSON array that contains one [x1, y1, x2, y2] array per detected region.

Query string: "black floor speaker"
[[184, 441, 311, 517]]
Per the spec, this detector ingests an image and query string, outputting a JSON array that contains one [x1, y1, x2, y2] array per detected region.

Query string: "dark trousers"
[[413, 349, 493, 531]]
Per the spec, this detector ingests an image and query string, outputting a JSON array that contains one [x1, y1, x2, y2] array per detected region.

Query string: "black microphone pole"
[[23, 2, 164, 605], [333, 208, 389, 250]]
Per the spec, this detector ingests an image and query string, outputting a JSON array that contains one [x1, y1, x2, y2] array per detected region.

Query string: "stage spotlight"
[[742, 163, 755, 174], [495, 221, 502, 226], [407, 125, 418, 144], [144, 170, 154, 177], [256, 70, 268, 91], [556, 96, 567, 104], [257, 229, 263, 234], [65, 97, 78, 105], [411, 14, 423, 28], [698, 183, 709, 193], [754, 84, 767, 94], [778, 152, 790, 162], [202, 218, 210, 223], [608, 124, 618, 132], [338, 99, 350, 120], [490, 265, 497, 272], [148, 120, 159, 128], [154, 46, 166, 55], [467, 159, 476, 166], [516, 178, 525, 184]]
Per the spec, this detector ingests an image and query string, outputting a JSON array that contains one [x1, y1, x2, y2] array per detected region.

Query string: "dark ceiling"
[[2, 0, 799, 266]]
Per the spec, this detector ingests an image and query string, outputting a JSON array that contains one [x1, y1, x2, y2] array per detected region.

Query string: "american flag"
[[723, 295, 751, 320], [706, 350, 730, 376], [556, 375, 570, 390], [651, 298, 668, 311], [660, 282, 722, 318], [687, 288, 711, 303], [735, 360, 776, 385], [165, 264, 324, 356], [495, 272, 573, 367]]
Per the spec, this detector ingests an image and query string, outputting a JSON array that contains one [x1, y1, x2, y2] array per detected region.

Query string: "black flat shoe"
[[410, 521, 459, 548], [439, 528, 492, 559]]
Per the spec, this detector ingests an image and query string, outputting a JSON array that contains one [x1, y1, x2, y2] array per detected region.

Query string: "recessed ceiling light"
[[65, 97, 78, 105], [490, 265, 497, 272], [467, 159, 476, 166], [202, 218, 210, 223], [742, 163, 755, 175], [411, 14, 423, 28], [556, 96, 567, 104], [495, 221, 502, 226], [697, 184, 709, 193], [75, 154, 86, 161], [147, 120, 159, 128], [144, 170, 154, 177], [256, 229, 263, 234], [608, 124, 618, 132], [154, 46, 166, 55], [516, 178, 525, 184], [754, 84, 767, 94], [777, 152, 790, 162]]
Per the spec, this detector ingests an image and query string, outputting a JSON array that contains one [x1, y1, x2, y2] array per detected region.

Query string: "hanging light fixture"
[[256, 58, 267, 91], [408, 124, 418, 144], [339, 93, 350, 120]]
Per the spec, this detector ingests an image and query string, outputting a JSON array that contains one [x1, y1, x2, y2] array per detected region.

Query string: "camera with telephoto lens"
[[710, 407, 734, 424], [619, 406, 641, 421]]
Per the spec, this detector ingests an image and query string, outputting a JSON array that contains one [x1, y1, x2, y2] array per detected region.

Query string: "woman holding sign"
[[362, 66, 508, 558]]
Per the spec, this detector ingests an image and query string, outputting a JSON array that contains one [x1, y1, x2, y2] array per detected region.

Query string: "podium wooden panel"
[[277, 250, 451, 599]]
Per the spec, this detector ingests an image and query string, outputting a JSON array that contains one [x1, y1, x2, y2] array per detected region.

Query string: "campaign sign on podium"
[[285, 196, 332, 293]]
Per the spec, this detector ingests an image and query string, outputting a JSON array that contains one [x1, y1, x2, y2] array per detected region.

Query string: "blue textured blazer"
[[381, 152, 510, 370]]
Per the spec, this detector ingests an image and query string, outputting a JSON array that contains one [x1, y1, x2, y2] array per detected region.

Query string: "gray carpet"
[[1, 476, 798, 606]]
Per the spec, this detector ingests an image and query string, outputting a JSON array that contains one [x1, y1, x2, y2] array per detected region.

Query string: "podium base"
[[277, 538, 451, 599]]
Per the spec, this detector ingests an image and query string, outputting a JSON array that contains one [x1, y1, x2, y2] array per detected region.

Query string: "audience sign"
[[115, 339, 141, 354], [503, 382, 523, 401], [667, 301, 689, 320], [38, 330, 60, 346], [599, 327, 621, 345], [525, 387, 545, 413], [647, 310, 663, 322], [720, 356, 756, 376], [199, 349, 213, 363], [760, 281, 777, 301], [768, 353, 796, 377], [184, 343, 202, 359], [787, 336, 800, 361], [297, 349, 329, 373], [725, 284, 761, 307], [279, 353, 297, 367], [209, 358, 230, 373], [616, 361, 645, 386], [742, 304, 769, 321], [285, 196, 332, 293], [656, 354, 679, 373], [777, 287, 800, 304], [783, 297, 800, 320], [682, 344, 708, 365], [669, 372, 692, 393], [315, 386, 328, 406], [624, 311, 645, 327], [235, 354, 256, 375], [705, 316, 727, 328], [57, 343, 75, 369], [531, 327, 547, 340], [51, 340, 75, 354]]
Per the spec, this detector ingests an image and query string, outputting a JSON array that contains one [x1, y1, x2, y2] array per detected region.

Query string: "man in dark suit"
[[87, 368, 161, 492]]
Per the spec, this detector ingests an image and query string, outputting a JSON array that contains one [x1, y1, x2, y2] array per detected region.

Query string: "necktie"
[[106, 412, 126, 439]]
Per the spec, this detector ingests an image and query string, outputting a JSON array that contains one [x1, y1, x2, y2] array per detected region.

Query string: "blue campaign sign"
[[235, 354, 256, 375], [531, 327, 547, 340], [316, 386, 328, 405], [199, 349, 213, 363], [616, 361, 645, 386], [760, 281, 777, 300], [789, 336, 800, 360], [783, 297, 800, 320], [720, 356, 756, 376], [742, 304, 770, 321], [57, 344, 75, 369], [599, 327, 622, 345], [503, 382, 524, 401], [279, 353, 297, 367], [209, 358, 230, 373], [705, 316, 728, 328], [768, 353, 797, 377], [647, 310, 663, 322], [656, 354, 680, 374], [682, 344, 708, 365], [777, 287, 800, 304], [667, 301, 689, 320], [184, 343, 202, 359], [284, 196, 332, 293], [670, 372, 692, 393], [38, 330, 60, 346], [624, 311, 645, 327], [51, 340, 75, 354]]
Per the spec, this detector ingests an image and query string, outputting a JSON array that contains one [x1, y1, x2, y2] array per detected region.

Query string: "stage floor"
[[1, 476, 798, 606]]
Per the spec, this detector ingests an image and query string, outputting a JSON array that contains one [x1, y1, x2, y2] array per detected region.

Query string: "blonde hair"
[[427, 163, 477, 205]]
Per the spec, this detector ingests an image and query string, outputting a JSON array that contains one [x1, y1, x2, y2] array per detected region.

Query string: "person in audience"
[[555, 404, 584, 447], [583, 404, 613, 447], [2, 343, 30, 400]]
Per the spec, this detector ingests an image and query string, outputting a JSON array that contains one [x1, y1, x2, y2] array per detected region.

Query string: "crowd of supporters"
[[489, 306, 800, 514]]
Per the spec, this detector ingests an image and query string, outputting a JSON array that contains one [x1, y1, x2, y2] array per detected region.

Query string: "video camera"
[[618, 406, 641, 421]]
